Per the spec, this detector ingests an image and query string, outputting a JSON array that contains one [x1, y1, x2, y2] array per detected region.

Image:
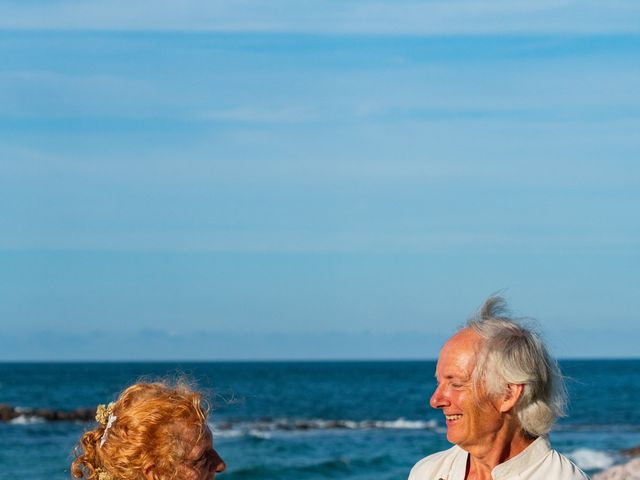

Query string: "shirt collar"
[[491, 436, 551, 479]]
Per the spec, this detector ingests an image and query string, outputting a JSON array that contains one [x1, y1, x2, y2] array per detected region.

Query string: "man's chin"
[[445, 427, 462, 445]]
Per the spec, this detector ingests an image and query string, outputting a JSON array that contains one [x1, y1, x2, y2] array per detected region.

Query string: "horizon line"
[[1, 356, 638, 364]]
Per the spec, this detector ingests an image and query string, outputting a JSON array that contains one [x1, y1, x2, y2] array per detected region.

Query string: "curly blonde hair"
[[71, 381, 209, 480]]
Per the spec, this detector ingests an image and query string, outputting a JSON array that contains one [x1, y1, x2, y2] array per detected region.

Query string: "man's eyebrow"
[[435, 373, 467, 381]]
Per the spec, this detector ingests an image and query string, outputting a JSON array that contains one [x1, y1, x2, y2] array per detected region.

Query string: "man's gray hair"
[[466, 296, 566, 437]]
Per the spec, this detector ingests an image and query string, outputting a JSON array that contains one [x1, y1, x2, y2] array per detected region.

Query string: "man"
[[409, 296, 589, 480]]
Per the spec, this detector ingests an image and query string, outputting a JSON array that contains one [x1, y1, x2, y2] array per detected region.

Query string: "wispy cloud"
[[2, 0, 640, 34], [0, 70, 161, 118], [200, 106, 315, 124], [1, 227, 637, 255]]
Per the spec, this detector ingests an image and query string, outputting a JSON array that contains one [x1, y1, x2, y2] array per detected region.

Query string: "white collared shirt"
[[408, 436, 590, 480]]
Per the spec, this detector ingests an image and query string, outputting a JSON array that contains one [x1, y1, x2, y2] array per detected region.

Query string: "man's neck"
[[464, 429, 534, 480]]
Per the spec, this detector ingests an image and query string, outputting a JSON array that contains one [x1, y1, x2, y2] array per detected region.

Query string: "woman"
[[72, 381, 225, 480]]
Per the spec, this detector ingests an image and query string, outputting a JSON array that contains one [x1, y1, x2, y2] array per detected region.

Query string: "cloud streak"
[[200, 106, 315, 124], [2, 0, 640, 34]]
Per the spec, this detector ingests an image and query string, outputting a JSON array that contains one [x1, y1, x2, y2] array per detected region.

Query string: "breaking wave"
[[9, 415, 45, 425], [211, 417, 438, 438], [567, 448, 617, 471]]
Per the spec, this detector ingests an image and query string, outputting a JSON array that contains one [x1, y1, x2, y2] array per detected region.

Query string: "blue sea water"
[[0, 360, 639, 479]]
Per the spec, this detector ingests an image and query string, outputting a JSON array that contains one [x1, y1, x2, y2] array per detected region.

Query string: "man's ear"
[[499, 383, 524, 413]]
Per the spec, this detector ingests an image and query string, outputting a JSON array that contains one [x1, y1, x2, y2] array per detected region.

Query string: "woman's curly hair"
[[71, 380, 209, 480]]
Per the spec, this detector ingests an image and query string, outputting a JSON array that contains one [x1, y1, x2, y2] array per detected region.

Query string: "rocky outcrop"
[[0, 403, 94, 422], [593, 445, 640, 480], [593, 457, 640, 480], [623, 446, 640, 457]]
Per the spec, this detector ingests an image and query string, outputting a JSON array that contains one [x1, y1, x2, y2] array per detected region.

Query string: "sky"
[[1, 1, 639, 360]]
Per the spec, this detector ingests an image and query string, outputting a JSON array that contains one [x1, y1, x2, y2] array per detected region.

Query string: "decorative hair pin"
[[95, 467, 114, 480], [95, 402, 117, 448]]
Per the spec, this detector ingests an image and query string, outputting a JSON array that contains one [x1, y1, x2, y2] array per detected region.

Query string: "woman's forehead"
[[173, 422, 210, 453], [186, 425, 212, 454]]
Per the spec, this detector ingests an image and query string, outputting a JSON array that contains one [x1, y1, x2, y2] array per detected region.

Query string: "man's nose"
[[430, 383, 449, 409]]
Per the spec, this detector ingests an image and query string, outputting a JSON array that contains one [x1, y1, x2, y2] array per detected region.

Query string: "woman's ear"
[[499, 383, 524, 413], [143, 464, 156, 480]]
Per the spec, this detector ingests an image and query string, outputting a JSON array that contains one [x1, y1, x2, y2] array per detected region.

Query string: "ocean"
[[1, 360, 638, 479]]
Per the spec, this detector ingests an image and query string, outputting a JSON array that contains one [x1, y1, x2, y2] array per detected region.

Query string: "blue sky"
[[1, 2, 639, 360]]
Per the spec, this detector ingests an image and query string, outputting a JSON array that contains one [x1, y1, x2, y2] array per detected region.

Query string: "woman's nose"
[[211, 450, 226, 473]]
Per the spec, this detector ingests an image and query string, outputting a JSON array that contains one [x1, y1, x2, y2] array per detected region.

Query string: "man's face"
[[430, 328, 504, 451]]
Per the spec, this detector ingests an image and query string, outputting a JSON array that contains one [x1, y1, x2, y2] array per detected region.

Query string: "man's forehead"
[[442, 328, 482, 355], [435, 328, 482, 376]]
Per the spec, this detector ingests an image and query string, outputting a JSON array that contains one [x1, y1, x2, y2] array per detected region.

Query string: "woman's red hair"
[[71, 381, 209, 480]]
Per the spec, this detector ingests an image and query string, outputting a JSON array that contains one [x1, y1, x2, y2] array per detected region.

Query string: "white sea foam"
[[9, 415, 45, 425], [210, 427, 243, 438], [372, 418, 437, 429], [208, 417, 438, 438], [568, 448, 617, 471]]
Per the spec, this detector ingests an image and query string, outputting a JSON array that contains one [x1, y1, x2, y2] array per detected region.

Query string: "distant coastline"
[[1, 357, 640, 364]]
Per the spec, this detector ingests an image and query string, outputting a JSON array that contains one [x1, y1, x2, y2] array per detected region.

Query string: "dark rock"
[[72, 408, 94, 421], [0, 404, 19, 421], [0, 404, 94, 422], [622, 445, 640, 457]]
